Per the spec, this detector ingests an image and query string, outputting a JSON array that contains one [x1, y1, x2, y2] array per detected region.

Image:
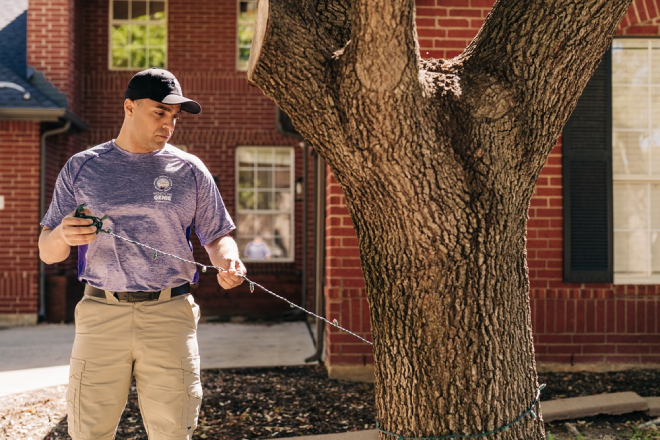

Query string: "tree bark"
[[248, 0, 633, 438]]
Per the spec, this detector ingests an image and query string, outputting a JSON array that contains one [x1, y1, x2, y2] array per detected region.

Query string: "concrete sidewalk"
[[0, 321, 317, 396]]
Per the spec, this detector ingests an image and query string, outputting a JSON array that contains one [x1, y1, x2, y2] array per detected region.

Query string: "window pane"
[[111, 25, 129, 46], [612, 41, 649, 85], [132, 1, 148, 20], [239, 0, 257, 17], [112, 48, 129, 68], [238, 49, 250, 69], [257, 191, 273, 209], [652, 131, 660, 174], [653, 89, 660, 129], [613, 86, 649, 130], [274, 150, 291, 167], [238, 24, 254, 47], [238, 169, 254, 188], [272, 214, 292, 258], [613, 183, 648, 229], [275, 191, 292, 211], [237, 214, 255, 235], [131, 25, 147, 45], [612, 131, 649, 174], [253, 214, 271, 236], [131, 48, 147, 68], [148, 47, 166, 68], [274, 170, 290, 188], [113, 1, 129, 19], [651, 184, 660, 229], [256, 150, 273, 165], [147, 25, 166, 45], [652, 41, 660, 84], [150, 1, 166, 20], [238, 190, 255, 210], [651, 231, 660, 274], [614, 231, 648, 275], [237, 149, 255, 167], [256, 170, 272, 188]]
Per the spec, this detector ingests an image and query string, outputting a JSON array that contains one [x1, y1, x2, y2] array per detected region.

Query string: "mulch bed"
[[1, 366, 659, 439]]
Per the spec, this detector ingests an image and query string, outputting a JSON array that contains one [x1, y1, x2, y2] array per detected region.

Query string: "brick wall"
[[324, 0, 660, 372], [0, 121, 41, 323], [324, 170, 373, 367], [27, 0, 82, 114]]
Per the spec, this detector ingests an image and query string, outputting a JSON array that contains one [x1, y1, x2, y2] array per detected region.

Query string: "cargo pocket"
[[67, 358, 86, 435], [181, 355, 203, 430]]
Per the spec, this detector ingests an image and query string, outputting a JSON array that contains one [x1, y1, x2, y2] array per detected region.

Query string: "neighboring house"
[[0, 0, 658, 379]]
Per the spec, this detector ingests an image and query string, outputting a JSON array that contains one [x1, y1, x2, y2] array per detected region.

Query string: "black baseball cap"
[[124, 68, 201, 114]]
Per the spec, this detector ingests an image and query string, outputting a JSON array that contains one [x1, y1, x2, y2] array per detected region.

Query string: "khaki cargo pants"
[[67, 290, 202, 440]]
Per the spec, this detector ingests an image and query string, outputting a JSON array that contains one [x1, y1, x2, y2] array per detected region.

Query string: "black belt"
[[84, 283, 190, 303]]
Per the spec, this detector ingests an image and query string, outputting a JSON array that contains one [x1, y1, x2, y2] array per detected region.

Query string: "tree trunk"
[[248, 0, 633, 438]]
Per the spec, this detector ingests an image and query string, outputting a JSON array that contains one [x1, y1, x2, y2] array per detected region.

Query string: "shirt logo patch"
[[154, 176, 172, 191], [154, 176, 173, 202]]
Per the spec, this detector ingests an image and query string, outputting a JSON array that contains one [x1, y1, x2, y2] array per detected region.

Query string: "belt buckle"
[[115, 291, 160, 302]]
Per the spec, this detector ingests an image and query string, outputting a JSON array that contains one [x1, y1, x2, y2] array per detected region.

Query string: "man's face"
[[128, 99, 182, 152]]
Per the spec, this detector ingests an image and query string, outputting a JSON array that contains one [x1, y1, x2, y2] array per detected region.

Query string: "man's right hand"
[[39, 208, 99, 264], [59, 208, 99, 246]]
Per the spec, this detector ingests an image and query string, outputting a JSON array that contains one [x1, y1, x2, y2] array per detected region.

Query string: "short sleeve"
[[191, 162, 235, 246], [41, 160, 79, 229]]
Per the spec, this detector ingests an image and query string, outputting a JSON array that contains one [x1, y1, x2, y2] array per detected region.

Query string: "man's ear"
[[124, 98, 135, 115]]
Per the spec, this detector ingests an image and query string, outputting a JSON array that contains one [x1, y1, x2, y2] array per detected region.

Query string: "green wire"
[[376, 384, 546, 439]]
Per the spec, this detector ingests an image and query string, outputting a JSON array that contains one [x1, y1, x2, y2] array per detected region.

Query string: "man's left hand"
[[216, 256, 246, 290]]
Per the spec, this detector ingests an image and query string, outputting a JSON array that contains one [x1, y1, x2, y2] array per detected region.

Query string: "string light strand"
[[93, 223, 374, 346]]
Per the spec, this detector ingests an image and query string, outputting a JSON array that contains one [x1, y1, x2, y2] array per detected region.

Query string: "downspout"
[[300, 141, 308, 311], [305, 152, 326, 363], [38, 120, 71, 319]]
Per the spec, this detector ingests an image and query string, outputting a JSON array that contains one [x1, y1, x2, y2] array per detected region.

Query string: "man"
[[39, 68, 245, 440]]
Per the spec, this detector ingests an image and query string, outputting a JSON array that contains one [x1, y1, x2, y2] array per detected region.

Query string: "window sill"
[[613, 275, 660, 285]]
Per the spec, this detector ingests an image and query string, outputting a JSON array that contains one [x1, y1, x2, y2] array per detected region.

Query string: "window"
[[236, 147, 294, 262], [612, 39, 660, 283], [110, 0, 167, 70], [237, 0, 257, 71]]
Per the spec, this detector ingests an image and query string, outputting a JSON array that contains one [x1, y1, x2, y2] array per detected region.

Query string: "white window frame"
[[108, 0, 168, 71], [237, 0, 257, 71], [236, 146, 295, 263], [612, 38, 660, 284]]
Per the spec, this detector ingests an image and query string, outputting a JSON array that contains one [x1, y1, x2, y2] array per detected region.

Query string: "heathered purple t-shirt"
[[41, 141, 235, 292]]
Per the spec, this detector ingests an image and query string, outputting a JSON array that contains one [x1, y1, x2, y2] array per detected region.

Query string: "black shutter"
[[276, 107, 302, 138], [562, 49, 613, 283]]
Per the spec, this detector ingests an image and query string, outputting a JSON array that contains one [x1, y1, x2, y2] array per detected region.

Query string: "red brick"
[[437, 18, 470, 27], [606, 355, 642, 363], [583, 345, 617, 354], [572, 355, 607, 364], [617, 345, 650, 354], [535, 355, 572, 364]]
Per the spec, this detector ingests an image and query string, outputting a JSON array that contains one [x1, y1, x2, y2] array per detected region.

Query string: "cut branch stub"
[[247, 0, 269, 85]]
